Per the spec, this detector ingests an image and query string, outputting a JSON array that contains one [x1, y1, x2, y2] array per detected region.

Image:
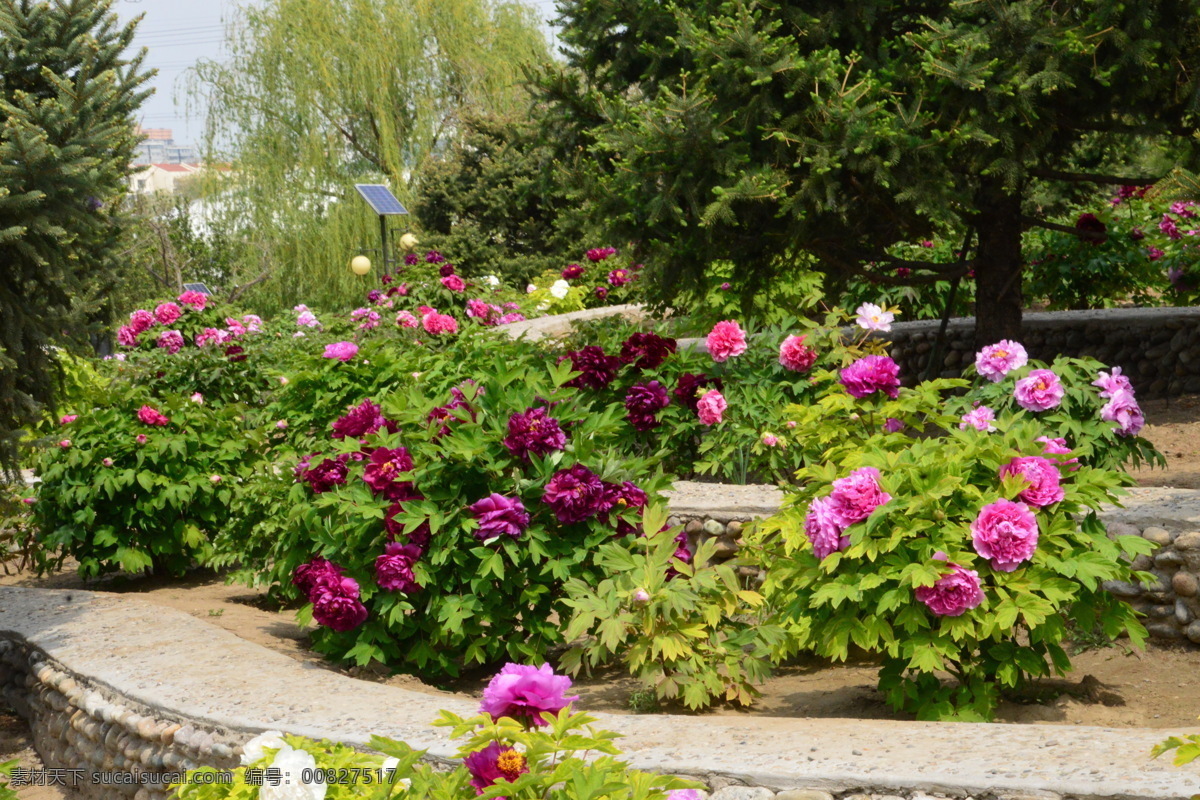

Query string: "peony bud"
[[191, 392, 204, 404], [275, 420, 288, 430], [101, 458, 114, 467], [632, 589, 651, 605], [58, 439, 71, 449]]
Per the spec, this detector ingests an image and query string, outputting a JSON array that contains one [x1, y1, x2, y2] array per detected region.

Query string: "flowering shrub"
[[171, 664, 698, 800], [31, 391, 260, 577]]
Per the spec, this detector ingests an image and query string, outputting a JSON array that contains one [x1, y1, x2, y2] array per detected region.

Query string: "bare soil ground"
[[4, 392, 1200, 771]]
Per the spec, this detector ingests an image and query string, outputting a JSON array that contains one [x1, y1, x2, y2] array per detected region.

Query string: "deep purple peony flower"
[[384, 500, 431, 549], [300, 454, 350, 493], [469, 494, 530, 540], [464, 741, 528, 795], [840, 355, 901, 399], [543, 464, 605, 524], [332, 399, 389, 439], [971, 499, 1039, 572], [425, 250, 446, 264], [323, 341, 359, 361], [374, 542, 422, 592], [560, 346, 621, 390], [673, 373, 723, 412], [561, 264, 585, 280], [292, 557, 343, 599], [619, 332, 677, 369], [479, 663, 579, 726], [504, 407, 568, 460], [1075, 212, 1108, 244], [311, 576, 369, 631], [999, 456, 1065, 507], [593, 286, 609, 300], [624, 381, 671, 431], [362, 446, 416, 500], [439, 263, 456, 277], [602, 480, 648, 535], [915, 559, 985, 617], [585, 247, 616, 262]]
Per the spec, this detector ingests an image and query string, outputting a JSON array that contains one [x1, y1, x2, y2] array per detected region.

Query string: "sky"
[[112, 0, 562, 147]]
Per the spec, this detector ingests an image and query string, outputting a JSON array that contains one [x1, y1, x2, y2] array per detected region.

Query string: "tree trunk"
[[973, 178, 1024, 346]]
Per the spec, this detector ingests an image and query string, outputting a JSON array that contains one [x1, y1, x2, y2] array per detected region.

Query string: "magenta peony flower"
[[384, 500, 432, 550], [602, 480, 648, 535], [362, 446, 416, 500], [619, 332, 677, 369], [1148, 245, 1166, 260], [1092, 367, 1133, 398], [177, 290, 207, 310], [543, 464, 605, 524], [59, 414, 77, 425], [299, 454, 350, 493], [504, 407, 567, 460], [323, 341, 359, 361], [778, 334, 818, 372], [1100, 388, 1145, 436], [293, 556, 343, 599], [840, 355, 901, 399], [422, 312, 459, 335], [116, 325, 139, 348], [706, 320, 747, 363], [1014, 369, 1064, 412], [585, 246, 616, 262], [1036, 435, 1077, 470], [128, 309, 155, 334], [999, 456, 1065, 507], [608, 268, 631, 287], [561, 264, 585, 280], [425, 250, 446, 264], [469, 494, 530, 540], [959, 405, 997, 432], [498, 312, 525, 325], [827, 466, 891, 528], [156, 330, 184, 354], [137, 405, 169, 426], [154, 302, 183, 326], [915, 560, 985, 617], [673, 373, 723, 412], [974, 340, 1029, 382], [1161, 213, 1182, 240], [464, 741, 528, 795], [135, 433, 148, 445], [593, 286, 609, 300], [883, 417, 903, 433], [696, 389, 727, 425], [331, 399, 388, 439], [971, 499, 1039, 572], [225, 317, 247, 337], [58, 439, 71, 449], [804, 496, 849, 560], [441, 274, 466, 292], [624, 381, 671, 431], [480, 663, 579, 726], [311, 576, 369, 631], [561, 346, 621, 390], [374, 542, 422, 593], [351, 308, 381, 330]]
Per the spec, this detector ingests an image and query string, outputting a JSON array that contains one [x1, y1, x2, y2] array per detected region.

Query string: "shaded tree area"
[[536, 0, 1200, 343], [0, 0, 151, 468]]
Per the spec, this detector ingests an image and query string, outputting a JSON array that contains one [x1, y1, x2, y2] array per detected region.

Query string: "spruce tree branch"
[[1021, 215, 1105, 241], [1028, 168, 1163, 186]]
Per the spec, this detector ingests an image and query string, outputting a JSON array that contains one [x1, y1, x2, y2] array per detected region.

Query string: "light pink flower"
[[190, 392, 204, 404], [296, 310, 321, 327], [974, 340, 1028, 382], [1092, 367, 1133, 398], [999, 456, 1065, 507], [854, 302, 894, 332], [959, 406, 996, 432], [971, 499, 1039, 572], [209, 474, 222, 483], [1100, 388, 1145, 437], [395, 311, 419, 328], [761, 432, 779, 446], [778, 334, 818, 372], [696, 389, 727, 425], [915, 559, 984, 617], [706, 321, 747, 363], [101, 458, 113, 467], [323, 341, 359, 361], [1013, 369, 1064, 412], [242, 314, 263, 333], [275, 420, 288, 430]]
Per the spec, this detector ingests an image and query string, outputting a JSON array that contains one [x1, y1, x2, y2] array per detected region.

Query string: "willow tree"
[[189, 0, 550, 312]]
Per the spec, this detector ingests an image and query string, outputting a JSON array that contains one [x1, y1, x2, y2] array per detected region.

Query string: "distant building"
[[132, 126, 196, 165], [128, 163, 230, 195]]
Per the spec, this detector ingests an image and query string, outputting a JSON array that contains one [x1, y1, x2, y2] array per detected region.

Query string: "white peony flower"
[[526, 284, 537, 293], [484, 275, 500, 287], [261, 747, 327, 800], [380, 757, 411, 790], [239, 731, 289, 765], [855, 302, 895, 332], [549, 279, 571, 299]]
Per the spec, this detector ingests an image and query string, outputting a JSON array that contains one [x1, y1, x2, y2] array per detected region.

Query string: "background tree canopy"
[[0, 0, 151, 469], [538, 0, 1200, 343], [189, 0, 552, 312]]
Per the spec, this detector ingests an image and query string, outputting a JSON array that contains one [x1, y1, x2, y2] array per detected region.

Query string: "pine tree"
[[0, 0, 152, 469], [541, 0, 1200, 343]]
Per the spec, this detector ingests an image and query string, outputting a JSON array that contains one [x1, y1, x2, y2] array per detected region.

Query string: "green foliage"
[[1153, 730, 1200, 768], [32, 391, 261, 578], [0, 759, 17, 800], [561, 505, 781, 710], [0, 0, 152, 468]]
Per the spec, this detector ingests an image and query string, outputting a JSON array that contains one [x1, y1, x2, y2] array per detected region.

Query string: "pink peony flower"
[[915, 560, 985, 617], [59, 414, 77, 425], [156, 330, 184, 354], [395, 310, 419, 328], [778, 334, 818, 372], [840, 355, 901, 399], [128, 309, 155, 334], [195, 327, 228, 347], [480, 663, 578, 727], [498, 312, 526, 325], [761, 432, 779, 446], [275, 420, 288, 430], [854, 302, 893, 332], [633, 589, 651, 605], [999, 456, 1065, 507], [296, 310, 321, 327], [225, 317, 247, 337], [154, 302, 183, 326], [116, 325, 139, 348], [101, 458, 113, 467], [464, 741, 528, 795], [190, 392, 204, 404], [58, 439, 71, 449], [469, 494, 530, 540], [1092, 367, 1133, 398], [971, 499, 1039, 572], [178, 290, 208, 309], [374, 542, 422, 593], [209, 474, 222, 483], [323, 341, 359, 361], [804, 496, 849, 560], [242, 314, 263, 332], [974, 340, 1028, 382], [1014, 369, 1064, 412], [1036, 436, 1077, 471], [137, 405, 169, 426], [135, 434, 148, 445], [959, 405, 997, 432], [441, 274, 466, 292], [696, 389, 727, 425], [827, 467, 891, 528], [706, 320, 747, 363], [422, 312, 458, 335], [1100, 388, 1145, 436]]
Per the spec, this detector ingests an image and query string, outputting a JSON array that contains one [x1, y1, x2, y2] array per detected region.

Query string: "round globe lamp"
[[399, 232, 419, 251], [350, 255, 372, 276]]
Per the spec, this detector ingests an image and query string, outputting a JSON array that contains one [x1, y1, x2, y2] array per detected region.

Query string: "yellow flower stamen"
[[496, 750, 526, 780]]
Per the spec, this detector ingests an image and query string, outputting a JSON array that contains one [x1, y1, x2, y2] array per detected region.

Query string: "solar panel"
[[355, 184, 408, 215], [182, 282, 214, 296]]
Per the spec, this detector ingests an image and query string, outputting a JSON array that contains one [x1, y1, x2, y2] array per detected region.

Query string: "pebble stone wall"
[[884, 307, 1200, 397], [1101, 521, 1200, 643], [0, 639, 240, 800]]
